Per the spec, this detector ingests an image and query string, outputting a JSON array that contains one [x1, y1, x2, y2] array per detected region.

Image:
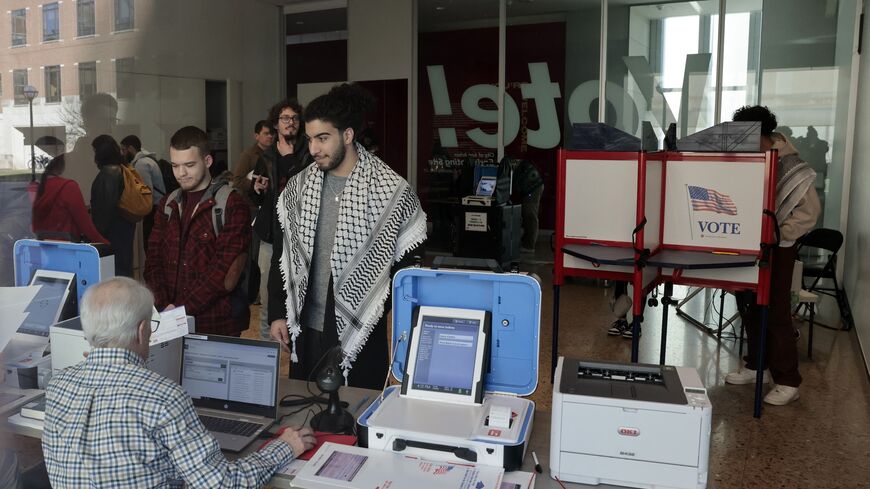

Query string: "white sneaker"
[[724, 368, 770, 385], [764, 384, 800, 405]]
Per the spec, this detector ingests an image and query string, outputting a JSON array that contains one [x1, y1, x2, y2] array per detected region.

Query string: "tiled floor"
[[247, 241, 870, 488]]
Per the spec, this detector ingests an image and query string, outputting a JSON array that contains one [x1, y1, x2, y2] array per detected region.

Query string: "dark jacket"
[[513, 159, 543, 196], [144, 174, 251, 335], [90, 164, 124, 236], [251, 140, 311, 243]]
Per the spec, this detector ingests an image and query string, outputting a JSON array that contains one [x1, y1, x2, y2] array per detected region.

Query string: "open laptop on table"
[[180, 334, 280, 452]]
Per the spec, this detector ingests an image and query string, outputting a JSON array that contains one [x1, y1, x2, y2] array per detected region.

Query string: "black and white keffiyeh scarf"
[[771, 133, 816, 229], [277, 142, 427, 377]]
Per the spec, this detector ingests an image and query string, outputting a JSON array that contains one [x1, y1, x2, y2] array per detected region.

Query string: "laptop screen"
[[20, 272, 74, 337], [181, 335, 279, 418], [475, 176, 496, 197]]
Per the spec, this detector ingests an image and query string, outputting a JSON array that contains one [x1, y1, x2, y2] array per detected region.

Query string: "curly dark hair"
[[303, 83, 375, 140], [268, 99, 303, 129], [732, 105, 778, 136], [91, 134, 124, 168]]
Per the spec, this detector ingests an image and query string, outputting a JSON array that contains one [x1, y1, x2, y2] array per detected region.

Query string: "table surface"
[[5, 378, 630, 489]]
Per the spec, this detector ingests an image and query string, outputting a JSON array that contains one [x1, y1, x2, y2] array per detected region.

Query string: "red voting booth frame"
[[553, 149, 778, 418]]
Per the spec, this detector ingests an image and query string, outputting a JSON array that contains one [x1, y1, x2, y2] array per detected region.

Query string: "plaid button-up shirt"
[[42, 348, 293, 488]]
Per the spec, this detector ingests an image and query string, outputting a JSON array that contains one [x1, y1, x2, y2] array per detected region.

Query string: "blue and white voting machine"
[[358, 261, 541, 470]]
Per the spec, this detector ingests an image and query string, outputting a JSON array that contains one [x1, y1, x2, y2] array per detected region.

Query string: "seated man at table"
[[42, 277, 315, 488]]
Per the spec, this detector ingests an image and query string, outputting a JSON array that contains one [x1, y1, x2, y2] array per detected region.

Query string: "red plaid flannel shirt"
[[145, 185, 251, 335]]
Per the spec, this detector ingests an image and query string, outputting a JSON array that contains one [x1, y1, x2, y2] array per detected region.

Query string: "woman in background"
[[32, 154, 107, 244]]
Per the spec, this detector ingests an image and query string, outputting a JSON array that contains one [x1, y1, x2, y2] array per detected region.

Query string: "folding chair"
[[795, 228, 853, 330]]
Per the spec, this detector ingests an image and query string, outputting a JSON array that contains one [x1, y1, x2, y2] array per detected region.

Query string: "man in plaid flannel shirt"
[[42, 277, 315, 488]]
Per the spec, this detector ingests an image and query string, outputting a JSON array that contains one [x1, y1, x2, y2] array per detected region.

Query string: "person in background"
[[90, 135, 135, 277], [232, 119, 274, 211], [120, 135, 166, 245], [42, 277, 314, 488], [725, 105, 821, 406], [250, 100, 311, 339], [32, 154, 107, 244], [513, 158, 544, 253]]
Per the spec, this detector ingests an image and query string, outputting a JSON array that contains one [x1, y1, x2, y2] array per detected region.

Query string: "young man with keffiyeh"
[[268, 83, 427, 389], [724, 105, 820, 406]]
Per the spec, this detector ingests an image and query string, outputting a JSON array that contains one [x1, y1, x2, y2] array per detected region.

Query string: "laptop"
[[180, 334, 280, 452], [3, 270, 76, 363]]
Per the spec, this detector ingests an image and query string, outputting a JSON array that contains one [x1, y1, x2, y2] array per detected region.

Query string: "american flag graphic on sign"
[[687, 185, 738, 215], [433, 465, 454, 475]]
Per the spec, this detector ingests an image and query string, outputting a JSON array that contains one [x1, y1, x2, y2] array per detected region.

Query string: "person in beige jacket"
[[724, 105, 821, 406]]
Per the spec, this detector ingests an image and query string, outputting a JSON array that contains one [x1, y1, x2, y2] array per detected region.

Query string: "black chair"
[[796, 228, 854, 330]]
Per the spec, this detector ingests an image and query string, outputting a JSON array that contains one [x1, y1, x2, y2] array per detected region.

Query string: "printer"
[[550, 357, 712, 489], [49, 314, 195, 384]]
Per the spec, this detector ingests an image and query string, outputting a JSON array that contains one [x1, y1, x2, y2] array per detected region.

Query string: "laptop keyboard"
[[199, 415, 261, 437]]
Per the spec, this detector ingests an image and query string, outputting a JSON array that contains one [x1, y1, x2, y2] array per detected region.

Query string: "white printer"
[[550, 357, 712, 489]]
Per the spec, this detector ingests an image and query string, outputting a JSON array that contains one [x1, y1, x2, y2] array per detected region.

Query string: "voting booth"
[[552, 148, 777, 417], [358, 260, 541, 470]]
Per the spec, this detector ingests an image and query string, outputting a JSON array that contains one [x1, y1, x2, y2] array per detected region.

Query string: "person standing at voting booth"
[[724, 105, 821, 406], [144, 126, 251, 336], [42, 277, 315, 488], [268, 83, 427, 389], [512, 158, 544, 253]]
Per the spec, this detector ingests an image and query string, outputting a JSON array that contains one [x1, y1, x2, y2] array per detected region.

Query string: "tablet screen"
[[403, 306, 488, 404]]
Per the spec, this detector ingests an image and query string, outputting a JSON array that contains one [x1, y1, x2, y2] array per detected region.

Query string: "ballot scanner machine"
[[551, 357, 712, 489], [358, 264, 541, 470]]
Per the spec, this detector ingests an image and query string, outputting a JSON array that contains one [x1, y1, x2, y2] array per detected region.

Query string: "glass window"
[[43, 3, 60, 42], [45, 65, 62, 103], [116, 57, 135, 99], [79, 61, 98, 97], [77, 0, 96, 37], [13, 70, 28, 105], [12, 9, 27, 47], [115, 0, 134, 31]]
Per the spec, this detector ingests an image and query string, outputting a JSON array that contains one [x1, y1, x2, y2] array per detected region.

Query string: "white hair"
[[80, 277, 154, 348]]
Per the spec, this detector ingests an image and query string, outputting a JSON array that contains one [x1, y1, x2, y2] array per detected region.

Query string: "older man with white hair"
[[42, 277, 314, 488]]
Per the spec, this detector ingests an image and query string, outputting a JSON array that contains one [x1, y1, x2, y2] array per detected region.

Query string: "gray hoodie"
[[132, 150, 166, 205]]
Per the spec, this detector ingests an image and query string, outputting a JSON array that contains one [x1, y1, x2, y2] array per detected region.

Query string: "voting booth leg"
[[658, 282, 674, 365], [629, 315, 642, 363], [552, 284, 561, 381], [753, 305, 769, 418], [717, 290, 726, 339]]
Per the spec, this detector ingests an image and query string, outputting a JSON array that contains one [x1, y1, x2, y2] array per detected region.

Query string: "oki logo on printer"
[[488, 429, 502, 437], [617, 427, 640, 437]]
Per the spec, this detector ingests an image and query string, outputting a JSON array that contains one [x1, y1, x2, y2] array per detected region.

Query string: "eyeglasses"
[[151, 319, 160, 333], [279, 115, 300, 124]]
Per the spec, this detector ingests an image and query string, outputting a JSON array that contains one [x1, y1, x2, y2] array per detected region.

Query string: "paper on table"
[[277, 458, 307, 477], [149, 306, 189, 345], [295, 442, 504, 489]]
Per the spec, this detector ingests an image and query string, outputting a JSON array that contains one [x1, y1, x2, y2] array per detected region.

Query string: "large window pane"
[[45, 66, 62, 103], [79, 61, 98, 97], [417, 0, 499, 250], [13, 70, 28, 105], [78, 0, 96, 37], [43, 2, 60, 42], [115, 0, 134, 31], [606, 1, 720, 141], [12, 9, 27, 47], [115, 57, 135, 99]]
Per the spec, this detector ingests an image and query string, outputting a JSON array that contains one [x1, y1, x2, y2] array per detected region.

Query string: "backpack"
[[117, 164, 153, 222], [163, 183, 250, 329]]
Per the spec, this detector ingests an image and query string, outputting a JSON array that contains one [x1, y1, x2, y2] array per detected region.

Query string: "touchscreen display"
[[411, 315, 481, 396]]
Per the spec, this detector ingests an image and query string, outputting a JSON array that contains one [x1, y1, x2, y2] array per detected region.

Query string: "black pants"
[[107, 217, 135, 277], [289, 279, 389, 390], [736, 245, 801, 387]]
